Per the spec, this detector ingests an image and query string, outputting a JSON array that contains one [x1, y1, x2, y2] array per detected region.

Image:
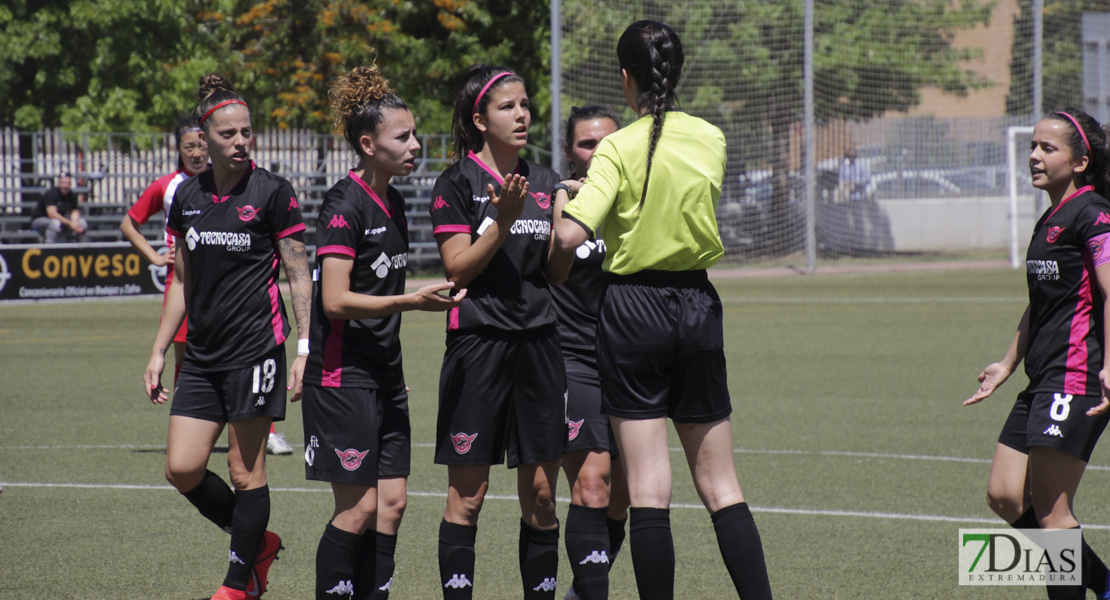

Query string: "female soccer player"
[[143, 73, 313, 600], [303, 64, 464, 600], [550, 105, 629, 600], [429, 65, 569, 600], [965, 108, 1110, 600], [551, 21, 773, 600], [121, 112, 208, 384]]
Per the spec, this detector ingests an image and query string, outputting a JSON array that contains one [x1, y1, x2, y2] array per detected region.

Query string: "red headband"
[[200, 99, 249, 125], [1057, 112, 1091, 157], [473, 72, 513, 115]]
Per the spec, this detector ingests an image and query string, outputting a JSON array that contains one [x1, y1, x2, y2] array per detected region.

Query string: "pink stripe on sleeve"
[[275, 222, 306, 239], [321, 319, 346, 387], [434, 224, 472, 236], [1064, 258, 1094, 394], [267, 256, 287, 346], [317, 245, 356, 258]]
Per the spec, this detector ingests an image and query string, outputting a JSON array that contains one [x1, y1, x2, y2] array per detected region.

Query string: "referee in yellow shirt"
[[551, 20, 773, 600]]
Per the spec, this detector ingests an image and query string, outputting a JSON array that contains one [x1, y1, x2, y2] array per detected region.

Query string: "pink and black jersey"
[[551, 237, 606, 366], [129, 169, 195, 247], [430, 152, 561, 332], [1024, 186, 1110, 396], [304, 172, 409, 392], [166, 162, 305, 370]]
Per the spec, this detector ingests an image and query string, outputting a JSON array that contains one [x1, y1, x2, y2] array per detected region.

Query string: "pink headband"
[[473, 72, 513, 115], [1057, 112, 1091, 156], [200, 99, 249, 125]]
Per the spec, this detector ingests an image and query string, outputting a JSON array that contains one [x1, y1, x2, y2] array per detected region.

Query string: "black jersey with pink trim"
[[551, 237, 606, 362], [304, 173, 409, 392], [1024, 186, 1110, 396], [429, 152, 561, 332], [166, 163, 305, 370]]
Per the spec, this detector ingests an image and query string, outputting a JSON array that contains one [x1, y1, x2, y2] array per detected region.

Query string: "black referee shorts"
[[597, 270, 732, 423]]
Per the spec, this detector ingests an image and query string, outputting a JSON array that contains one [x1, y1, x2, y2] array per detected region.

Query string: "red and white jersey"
[[128, 169, 197, 248]]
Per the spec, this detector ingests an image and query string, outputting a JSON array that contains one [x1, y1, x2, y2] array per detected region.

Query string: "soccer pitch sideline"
[[3, 267, 1108, 599]]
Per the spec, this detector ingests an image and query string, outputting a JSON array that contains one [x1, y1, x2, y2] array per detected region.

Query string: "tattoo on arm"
[[277, 234, 312, 337]]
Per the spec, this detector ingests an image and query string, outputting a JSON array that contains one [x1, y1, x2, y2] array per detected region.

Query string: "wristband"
[[553, 182, 575, 198], [298, 338, 310, 356]]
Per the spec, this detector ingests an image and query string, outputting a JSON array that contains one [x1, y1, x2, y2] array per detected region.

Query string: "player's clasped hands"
[[490, 173, 528, 224]]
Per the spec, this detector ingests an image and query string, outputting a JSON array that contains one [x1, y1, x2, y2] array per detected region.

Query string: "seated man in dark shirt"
[[31, 172, 88, 243]]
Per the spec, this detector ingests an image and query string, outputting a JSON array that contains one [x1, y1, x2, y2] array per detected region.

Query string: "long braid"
[[640, 40, 670, 206]]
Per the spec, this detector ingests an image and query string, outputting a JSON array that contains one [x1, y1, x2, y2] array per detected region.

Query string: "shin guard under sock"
[[711, 502, 773, 600], [222, 486, 270, 591], [628, 507, 674, 600], [439, 520, 477, 600], [519, 519, 560, 599], [181, 470, 235, 533], [565, 505, 610, 600]]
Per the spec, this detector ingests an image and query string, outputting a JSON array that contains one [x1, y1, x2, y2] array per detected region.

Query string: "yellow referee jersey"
[[561, 111, 726, 275]]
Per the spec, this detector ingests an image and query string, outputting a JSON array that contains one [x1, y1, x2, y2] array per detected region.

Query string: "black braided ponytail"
[[617, 20, 683, 206]]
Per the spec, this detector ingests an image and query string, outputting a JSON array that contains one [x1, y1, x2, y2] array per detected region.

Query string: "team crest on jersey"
[[567, 419, 585, 441], [533, 192, 551, 209], [236, 205, 259, 222], [1046, 226, 1065, 243], [335, 448, 370, 471], [450, 432, 478, 454]]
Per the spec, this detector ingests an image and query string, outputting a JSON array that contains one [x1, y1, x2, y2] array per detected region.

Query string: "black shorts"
[[597, 270, 732, 423], [302, 385, 411, 485], [435, 327, 566, 468], [997, 391, 1110, 462], [171, 346, 287, 423], [564, 354, 616, 457]]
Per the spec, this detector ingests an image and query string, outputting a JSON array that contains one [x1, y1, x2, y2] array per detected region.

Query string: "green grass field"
[[4, 266, 1110, 599]]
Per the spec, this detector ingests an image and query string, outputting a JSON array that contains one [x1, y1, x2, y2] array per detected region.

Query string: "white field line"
[[719, 296, 1024, 304], [0, 480, 1082, 528]]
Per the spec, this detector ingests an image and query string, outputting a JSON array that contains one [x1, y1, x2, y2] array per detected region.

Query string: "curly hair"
[[329, 64, 409, 158]]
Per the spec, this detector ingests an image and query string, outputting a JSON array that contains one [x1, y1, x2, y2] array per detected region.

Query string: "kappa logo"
[[450, 432, 478, 454], [533, 191, 551, 209], [533, 578, 558, 592], [579, 550, 610, 565], [255, 396, 266, 407], [288, 196, 299, 211], [236, 205, 259, 222], [229, 550, 246, 565], [326, 580, 354, 595], [336, 448, 370, 471], [1098, 213, 1110, 226], [1044, 425, 1064, 438], [328, 214, 352, 229], [432, 196, 450, 210], [444, 574, 473, 589], [1046, 226, 1066, 243], [378, 577, 393, 592], [567, 419, 585, 441]]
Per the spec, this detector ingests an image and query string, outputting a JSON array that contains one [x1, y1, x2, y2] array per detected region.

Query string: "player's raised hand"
[[491, 174, 528, 224]]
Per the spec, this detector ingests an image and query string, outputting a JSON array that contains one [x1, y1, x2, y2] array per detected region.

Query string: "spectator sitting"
[[31, 172, 88, 243], [838, 148, 870, 202]]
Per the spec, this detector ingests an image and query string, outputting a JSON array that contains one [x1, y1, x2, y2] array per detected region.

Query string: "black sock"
[[519, 519, 560, 599], [315, 523, 361, 600], [1083, 532, 1110, 595], [566, 505, 610, 600], [711, 503, 773, 600], [181, 470, 235, 533], [439, 520, 477, 600], [364, 531, 395, 600], [1045, 528, 1085, 600], [628, 507, 674, 600], [607, 516, 627, 567], [1009, 507, 1039, 530], [222, 486, 270, 591]]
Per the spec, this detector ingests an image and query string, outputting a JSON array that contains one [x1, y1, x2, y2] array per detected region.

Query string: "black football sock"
[[1009, 507, 1039, 530], [607, 516, 627, 566], [1083, 532, 1110, 596], [628, 507, 674, 600], [364, 531, 395, 600], [1045, 528, 1085, 600], [315, 522, 361, 600], [222, 486, 269, 591], [519, 519, 560, 599], [181, 469, 235, 533], [565, 505, 610, 599], [711, 503, 773, 600], [439, 520, 477, 600]]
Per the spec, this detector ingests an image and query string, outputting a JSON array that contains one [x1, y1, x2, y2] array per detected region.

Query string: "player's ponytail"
[[330, 62, 409, 158], [617, 20, 683, 206], [1048, 108, 1110, 200], [450, 65, 524, 161], [195, 73, 248, 132]]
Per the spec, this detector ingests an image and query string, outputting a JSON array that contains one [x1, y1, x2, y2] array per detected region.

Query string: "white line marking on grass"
[[719, 296, 1024, 305], [3, 480, 1107, 529]]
